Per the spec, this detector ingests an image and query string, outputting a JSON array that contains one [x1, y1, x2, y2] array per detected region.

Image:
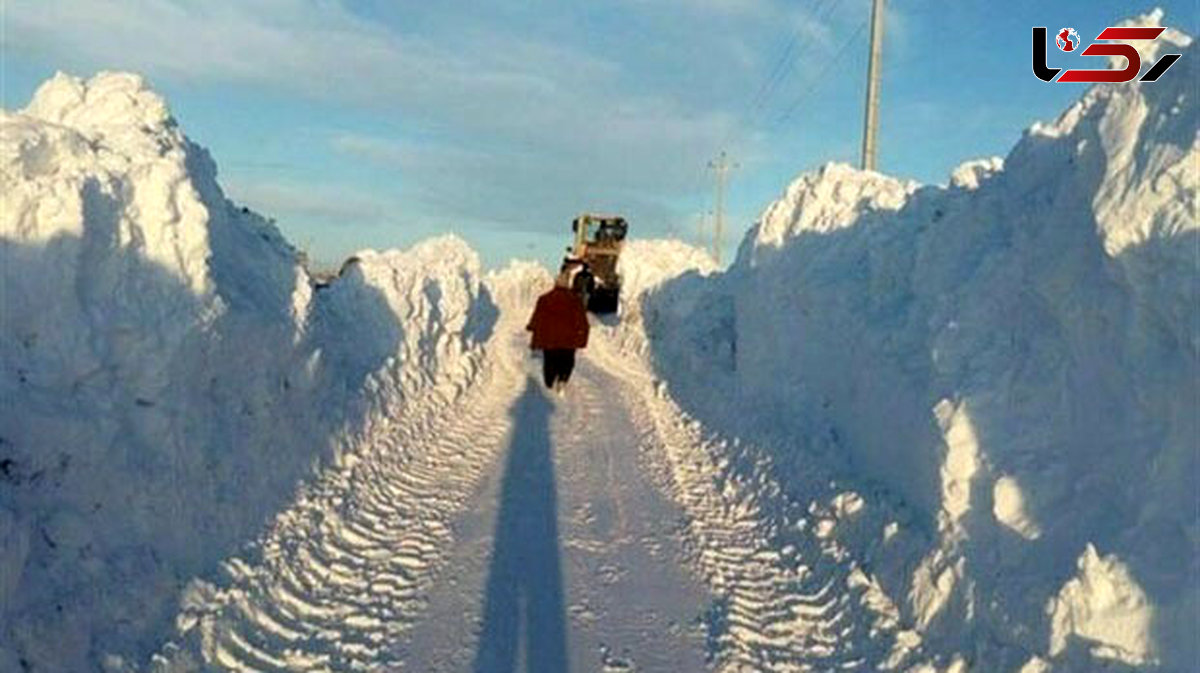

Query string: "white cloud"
[[6, 0, 837, 136], [223, 177, 399, 225], [8, 0, 842, 241], [6, 0, 614, 127], [329, 132, 410, 166], [617, 0, 777, 19]]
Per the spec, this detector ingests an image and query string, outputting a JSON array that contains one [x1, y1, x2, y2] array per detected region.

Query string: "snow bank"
[[0, 73, 496, 672], [600, 239, 721, 357], [1047, 544, 1155, 666], [625, 13, 1197, 671], [617, 238, 719, 301], [485, 259, 554, 319]]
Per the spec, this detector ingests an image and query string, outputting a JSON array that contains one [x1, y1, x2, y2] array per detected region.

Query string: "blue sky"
[[4, 1, 1195, 269]]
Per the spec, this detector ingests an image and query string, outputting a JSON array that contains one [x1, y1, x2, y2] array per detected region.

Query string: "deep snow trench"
[[148, 324, 719, 672], [149, 316, 910, 673], [3, 10, 1195, 673]]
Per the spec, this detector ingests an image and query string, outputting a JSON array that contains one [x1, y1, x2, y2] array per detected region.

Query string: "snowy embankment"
[[612, 13, 1196, 672], [0, 73, 497, 672], [1, 11, 1194, 673]]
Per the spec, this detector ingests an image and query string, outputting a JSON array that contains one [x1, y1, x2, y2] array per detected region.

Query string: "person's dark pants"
[[542, 349, 576, 388]]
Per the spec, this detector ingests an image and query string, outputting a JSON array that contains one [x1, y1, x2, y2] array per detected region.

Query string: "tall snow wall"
[[629, 15, 1197, 671], [0, 73, 497, 672]]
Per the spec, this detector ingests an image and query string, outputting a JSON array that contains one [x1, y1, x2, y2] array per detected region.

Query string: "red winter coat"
[[527, 286, 589, 350]]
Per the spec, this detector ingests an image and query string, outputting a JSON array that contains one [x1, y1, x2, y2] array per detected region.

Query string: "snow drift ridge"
[[0, 72, 497, 672], [622, 14, 1196, 672]]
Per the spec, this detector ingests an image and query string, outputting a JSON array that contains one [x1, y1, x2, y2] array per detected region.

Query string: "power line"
[[773, 18, 869, 127], [747, 35, 801, 115], [746, 3, 826, 116], [716, 0, 840, 153], [691, 2, 851, 253], [750, 0, 842, 119]]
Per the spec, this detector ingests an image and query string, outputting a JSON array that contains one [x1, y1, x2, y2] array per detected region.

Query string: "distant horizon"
[[5, 1, 1195, 270]]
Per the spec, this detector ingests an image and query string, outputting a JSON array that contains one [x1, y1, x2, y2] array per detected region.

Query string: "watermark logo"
[[1056, 28, 1080, 52], [1033, 26, 1182, 83]]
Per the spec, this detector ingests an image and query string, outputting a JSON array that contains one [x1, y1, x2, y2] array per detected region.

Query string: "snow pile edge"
[[625, 13, 1196, 672], [0, 73, 498, 672]]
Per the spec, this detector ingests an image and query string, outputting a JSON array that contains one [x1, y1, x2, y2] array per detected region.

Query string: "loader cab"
[[571, 214, 628, 257]]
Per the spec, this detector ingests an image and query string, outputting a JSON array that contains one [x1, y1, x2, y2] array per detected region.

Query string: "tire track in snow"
[[151, 328, 530, 672], [590, 335, 904, 672], [149, 309, 903, 672]]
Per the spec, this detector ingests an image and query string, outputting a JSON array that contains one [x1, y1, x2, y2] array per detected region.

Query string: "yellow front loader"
[[562, 213, 628, 314]]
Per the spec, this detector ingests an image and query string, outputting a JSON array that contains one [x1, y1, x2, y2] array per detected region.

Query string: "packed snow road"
[[397, 359, 709, 672], [152, 322, 724, 672], [150, 315, 898, 672], [152, 325, 529, 672]]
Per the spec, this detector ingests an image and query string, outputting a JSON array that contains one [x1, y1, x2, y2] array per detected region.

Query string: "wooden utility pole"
[[707, 151, 737, 264], [861, 0, 886, 171]]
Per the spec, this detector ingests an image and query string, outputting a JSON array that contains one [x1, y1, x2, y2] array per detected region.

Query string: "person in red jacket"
[[527, 271, 590, 391]]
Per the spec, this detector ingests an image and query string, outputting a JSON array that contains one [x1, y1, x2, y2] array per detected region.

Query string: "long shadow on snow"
[[473, 381, 569, 673]]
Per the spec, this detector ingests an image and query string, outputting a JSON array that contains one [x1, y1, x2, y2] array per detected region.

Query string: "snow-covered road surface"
[[152, 318, 902, 673], [153, 325, 722, 672], [151, 321, 530, 671], [398, 359, 709, 672]]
